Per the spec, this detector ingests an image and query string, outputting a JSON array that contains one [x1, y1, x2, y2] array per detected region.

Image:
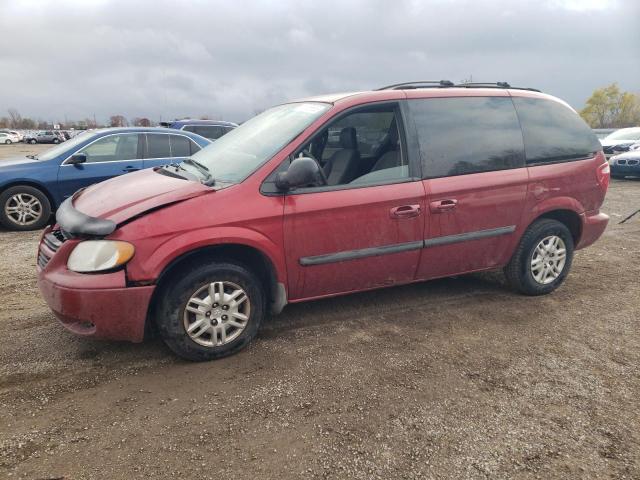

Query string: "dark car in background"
[[161, 119, 237, 141], [0, 127, 210, 230], [610, 146, 640, 179]]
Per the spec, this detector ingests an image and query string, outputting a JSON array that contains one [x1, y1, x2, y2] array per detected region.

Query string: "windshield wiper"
[[183, 158, 215, 186], [26, 154, 38, 159]]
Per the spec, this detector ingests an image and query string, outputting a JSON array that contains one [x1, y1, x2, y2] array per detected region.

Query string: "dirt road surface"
[[0, 143, 639, 479]]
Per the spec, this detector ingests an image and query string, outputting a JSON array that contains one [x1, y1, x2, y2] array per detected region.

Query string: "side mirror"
[[67, 153, 87, 166], [275, 157, 323, 190]]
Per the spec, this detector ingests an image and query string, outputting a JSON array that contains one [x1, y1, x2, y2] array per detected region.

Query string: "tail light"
[[596, 162, 610, 192]]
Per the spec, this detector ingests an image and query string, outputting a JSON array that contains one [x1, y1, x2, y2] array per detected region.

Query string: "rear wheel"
[[52, 138, 60, 144], [156, 261, 264, 361], [29, 139, 36, 144], [504, 219, 574, 296], [0, 185, 52, 231]]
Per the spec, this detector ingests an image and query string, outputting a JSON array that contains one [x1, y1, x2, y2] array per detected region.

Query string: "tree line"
[[0, 112, 218, 130], [2, 85, 638, 131]]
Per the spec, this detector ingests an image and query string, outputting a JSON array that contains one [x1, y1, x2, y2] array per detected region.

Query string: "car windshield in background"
[[605, 128, 640, 141], [188, 102, 331, 183], [37, 131, 94, 160]]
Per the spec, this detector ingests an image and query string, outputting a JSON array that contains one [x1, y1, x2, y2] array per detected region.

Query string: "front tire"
[[156, 261, 264, 361], [0, 185, 52, 231], [4, 140, 11, 145], [504, 219, 574, 296], [29, 139, 36, 144]]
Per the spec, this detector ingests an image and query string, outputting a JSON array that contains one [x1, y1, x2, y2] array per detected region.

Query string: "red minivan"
[[37, 82, 610, 361]]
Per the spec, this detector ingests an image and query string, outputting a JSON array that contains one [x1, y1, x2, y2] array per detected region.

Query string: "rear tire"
[[156, 261, 264, 361], [504, 219, 574, 296], [0, 185, 52, 231], [29, 139, 36, 144]]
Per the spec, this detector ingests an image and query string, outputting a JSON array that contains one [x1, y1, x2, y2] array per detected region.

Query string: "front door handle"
[[390, 204, 421, 219], [429, 199, 458, 213], [122, 166, 140, 173]]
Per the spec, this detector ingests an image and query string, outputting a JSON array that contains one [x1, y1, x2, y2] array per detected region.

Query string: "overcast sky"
[[1, 0, 638, 124]]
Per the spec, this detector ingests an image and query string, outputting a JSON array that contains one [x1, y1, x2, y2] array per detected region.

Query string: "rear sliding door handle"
[[429, 199, 458, 213], [390, 204, 421, 219]]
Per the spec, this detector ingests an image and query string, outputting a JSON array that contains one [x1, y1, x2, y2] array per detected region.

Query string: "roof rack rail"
[[377, 80, 541, 93], [377, 80, 454, 90], [455, 82, 541, 92]]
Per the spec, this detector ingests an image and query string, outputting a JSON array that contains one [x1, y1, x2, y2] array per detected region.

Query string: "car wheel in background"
[[156, 261, 264, 361], [0, 185, 52, 231], [504, 219, 574, 296], [29, 139, 36, 144], [52, 138, 60, 144], [4, 140, 11, 145]]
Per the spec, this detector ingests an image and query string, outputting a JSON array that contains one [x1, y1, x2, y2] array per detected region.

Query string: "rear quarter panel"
[[519, 153, 607, 240]]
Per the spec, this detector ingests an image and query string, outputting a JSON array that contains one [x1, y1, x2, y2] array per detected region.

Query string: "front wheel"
[[504, 219, 574, 296], [156, 261, 264, 361], [4, 140, 11, 145], [52, 138, 60, 144], [29, 139, 36, 144], [0, 185, 52, 231]]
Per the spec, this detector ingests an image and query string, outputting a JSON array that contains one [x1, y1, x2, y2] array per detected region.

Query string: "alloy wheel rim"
[[183, 281, 250, 347], [5, 193, 42, 226], [531, 235, 567, 285]]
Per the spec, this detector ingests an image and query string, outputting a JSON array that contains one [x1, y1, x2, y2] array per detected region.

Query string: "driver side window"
[[297, 105, 408, 187], [79, 134, 140, 163]]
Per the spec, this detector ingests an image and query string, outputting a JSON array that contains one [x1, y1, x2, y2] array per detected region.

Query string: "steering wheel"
[[300, 149, 328, 186]]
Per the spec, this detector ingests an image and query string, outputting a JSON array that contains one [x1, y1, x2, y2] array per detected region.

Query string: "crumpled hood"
[[71, 168, 211, 226]]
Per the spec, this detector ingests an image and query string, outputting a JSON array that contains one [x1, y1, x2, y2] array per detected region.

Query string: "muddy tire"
[[504, 219, 574, 296], [156, 261, 264, 361]]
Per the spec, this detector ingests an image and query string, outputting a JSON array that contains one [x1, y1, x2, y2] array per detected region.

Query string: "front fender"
[[125, 226, 287, 285]]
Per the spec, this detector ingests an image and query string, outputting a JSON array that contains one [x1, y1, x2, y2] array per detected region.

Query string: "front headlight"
[[67, 240, 135, 273]]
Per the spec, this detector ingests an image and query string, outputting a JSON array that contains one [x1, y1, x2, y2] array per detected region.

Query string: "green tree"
[[580, 83, 640, 128]]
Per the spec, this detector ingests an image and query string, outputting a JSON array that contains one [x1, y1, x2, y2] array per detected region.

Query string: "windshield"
[[188, 102, 331, 183], [37, 130, 94, 161], [605, 128, 640, 141]]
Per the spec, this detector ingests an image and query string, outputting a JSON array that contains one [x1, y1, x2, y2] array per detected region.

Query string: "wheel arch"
[[0, 180, 57, 211], [532, 209, 582, 245], [145, 242, 287, 337]]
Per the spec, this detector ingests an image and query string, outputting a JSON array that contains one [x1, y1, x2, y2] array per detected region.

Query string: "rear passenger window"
[[408, 97, 525, 178], [146, 134, 171, 158], [193, 126, 224, 140], [169, 135, 192, 157], [512, 97, 601, 164]]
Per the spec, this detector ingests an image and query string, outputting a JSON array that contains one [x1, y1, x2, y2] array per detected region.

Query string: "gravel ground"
[[0, 143, 639, 479]]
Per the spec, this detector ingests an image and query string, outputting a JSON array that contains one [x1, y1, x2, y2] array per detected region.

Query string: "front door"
[[403, 94, 529, 279], [281, 102, 427, 300], [56, 133, 144, 200]]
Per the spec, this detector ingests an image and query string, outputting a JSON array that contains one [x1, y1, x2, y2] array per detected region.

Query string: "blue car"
[[0, 127, 210, 231], [160, 119, 237, 141]]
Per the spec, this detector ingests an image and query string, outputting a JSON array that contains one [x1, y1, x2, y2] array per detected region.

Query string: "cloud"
[[0, 0, 638, 124]]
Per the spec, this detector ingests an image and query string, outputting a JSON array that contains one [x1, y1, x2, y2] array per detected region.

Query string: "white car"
[[600, 127, 640, 158], [0, 132, 20, 144]]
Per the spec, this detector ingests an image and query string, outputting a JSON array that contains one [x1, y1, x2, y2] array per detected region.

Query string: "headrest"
[[339, 127, 358, 149]]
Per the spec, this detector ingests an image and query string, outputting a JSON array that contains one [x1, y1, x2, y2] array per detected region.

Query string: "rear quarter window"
[[512, 97, 601, 164], [408, 96, 525, 178]]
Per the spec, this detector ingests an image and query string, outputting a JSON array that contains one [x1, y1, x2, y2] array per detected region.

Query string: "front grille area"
[[38, 230, 67, 269], [618, 159, 627, 165], [628, 159, 639, 166]]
